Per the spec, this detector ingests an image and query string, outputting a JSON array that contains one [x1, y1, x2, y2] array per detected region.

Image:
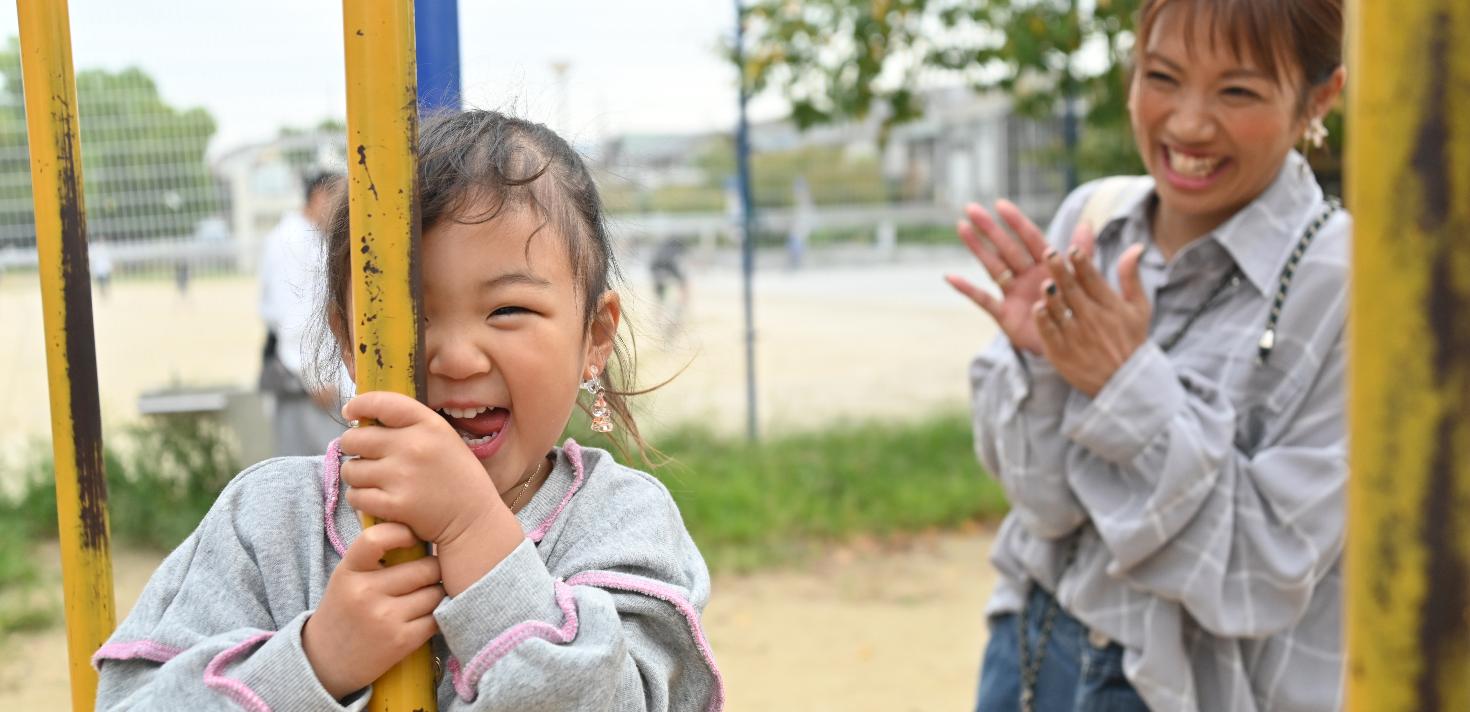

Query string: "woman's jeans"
[[976, 586, 1150, 712]]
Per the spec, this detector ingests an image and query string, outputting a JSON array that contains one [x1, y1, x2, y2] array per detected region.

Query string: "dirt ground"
[[0, 251, 1005, 709], [0, 528, 998, 711], [0, 252, 997, 467]]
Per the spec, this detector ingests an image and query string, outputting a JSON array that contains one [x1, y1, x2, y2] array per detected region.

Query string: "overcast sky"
[[0, 1, 788, 155]]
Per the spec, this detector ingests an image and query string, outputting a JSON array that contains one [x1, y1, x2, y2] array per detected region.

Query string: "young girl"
[[948, 1, 1348, 710], [93, 110, 724, 711]]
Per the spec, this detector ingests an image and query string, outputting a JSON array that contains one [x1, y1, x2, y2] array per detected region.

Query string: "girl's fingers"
[[342, 522, 417, 572], [337, 424, 392, 460], [945, 275, 1003, 322], [967, 203, 1033, 274], [400, 613, 441, 648], [398, 585, 448, 620], [345, 486, 398, 523], [339, 457, 391, 490], [994, 199, 1050, 265], [371, 554, 442, 595], [342, 390, 432, 429], [955, 218, 1012, 284]]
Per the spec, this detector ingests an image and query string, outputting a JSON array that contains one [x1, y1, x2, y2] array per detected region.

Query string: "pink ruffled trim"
[[528, 439, 586, 543], [447, 580, 580, 701], [202, 632, 274, 712], [323, 438, 347, 558], [91, 640, 184, 669], [566, 571, 726, 712]]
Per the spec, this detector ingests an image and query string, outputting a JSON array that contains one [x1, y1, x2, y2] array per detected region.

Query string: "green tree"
[[743, 0, 1145, 180], [0, 37, 221, 249]]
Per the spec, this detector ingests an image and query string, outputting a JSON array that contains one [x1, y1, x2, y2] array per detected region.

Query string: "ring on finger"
[[1062, 307, 1074, 321], [996, 268, 1015, 289]]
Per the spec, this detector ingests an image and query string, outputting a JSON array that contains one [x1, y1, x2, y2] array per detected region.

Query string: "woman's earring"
[[581, 366, 614, 433], [1305, 117, 1328, 150]]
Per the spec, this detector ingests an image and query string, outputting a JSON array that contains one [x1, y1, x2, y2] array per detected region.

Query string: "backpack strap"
[[1076, 175, 1151, 237]]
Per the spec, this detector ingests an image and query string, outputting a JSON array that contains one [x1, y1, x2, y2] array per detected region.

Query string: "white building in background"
[[212, 131, 344, 272]]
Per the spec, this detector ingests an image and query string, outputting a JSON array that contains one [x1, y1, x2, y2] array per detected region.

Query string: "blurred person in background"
[[258, 171, 344, 457], [945, 0, 1349, 709]]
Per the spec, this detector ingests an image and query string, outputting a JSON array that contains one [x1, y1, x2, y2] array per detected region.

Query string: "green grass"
[[0, 410, 1008, 638], [585, 410, 1007, 572]]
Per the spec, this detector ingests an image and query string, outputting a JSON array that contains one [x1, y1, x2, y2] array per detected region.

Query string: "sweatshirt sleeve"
[[94, 464, 361, 711], [433, 471, 722, 712]]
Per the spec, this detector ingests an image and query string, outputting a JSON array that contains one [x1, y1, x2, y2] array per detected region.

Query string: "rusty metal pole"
[[14, 0, 117, 708], [1345, 0, 1470, 709], [342, 0, 436, 709]]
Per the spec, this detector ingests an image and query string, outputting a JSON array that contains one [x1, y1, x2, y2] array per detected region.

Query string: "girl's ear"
[[585, 290, 622, 373]]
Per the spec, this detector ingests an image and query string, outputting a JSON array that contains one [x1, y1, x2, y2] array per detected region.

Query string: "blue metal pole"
[[733, 0, 758, 442], [415, 0, 460, 111]]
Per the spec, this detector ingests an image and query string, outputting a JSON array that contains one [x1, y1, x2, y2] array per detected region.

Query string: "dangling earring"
[[1305, 117, 1328, 150], [581, 365, 614, 433]]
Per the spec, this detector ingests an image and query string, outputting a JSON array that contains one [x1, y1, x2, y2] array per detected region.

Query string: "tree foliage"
[[0, 37, 221, 248], [743, 0, 1145, 176]]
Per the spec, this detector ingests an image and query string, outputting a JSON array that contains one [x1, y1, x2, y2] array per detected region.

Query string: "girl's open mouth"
[[438, 405, 510, 459]]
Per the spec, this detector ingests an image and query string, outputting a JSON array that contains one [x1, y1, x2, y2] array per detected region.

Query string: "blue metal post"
[[734, 0, 758, 442], [415, 0, 460, 111]]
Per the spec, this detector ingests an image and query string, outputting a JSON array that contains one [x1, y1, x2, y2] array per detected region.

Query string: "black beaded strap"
[[1257, 197, 1341, 363]]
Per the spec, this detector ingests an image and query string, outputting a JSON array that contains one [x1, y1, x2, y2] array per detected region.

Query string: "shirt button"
[[1088, 629, 1111, 649]]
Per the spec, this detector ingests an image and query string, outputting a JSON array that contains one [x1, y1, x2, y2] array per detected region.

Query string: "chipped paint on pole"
[[1346, 0, 1470, 709], [342, 0, 435, 709], [15, 0, 118, 707]]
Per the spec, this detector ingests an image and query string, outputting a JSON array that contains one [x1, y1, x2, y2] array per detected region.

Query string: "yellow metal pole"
[[14, 0, 117, 708], [1346, 0, 1470, 710], [342, 1, 435, 709]]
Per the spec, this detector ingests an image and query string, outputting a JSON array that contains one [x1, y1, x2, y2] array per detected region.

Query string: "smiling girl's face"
[[342, 206, 619, 491], [1128, 3, 1321, 230]]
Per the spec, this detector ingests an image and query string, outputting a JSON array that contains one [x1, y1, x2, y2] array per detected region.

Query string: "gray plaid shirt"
[[973, 152, 1349, 712]]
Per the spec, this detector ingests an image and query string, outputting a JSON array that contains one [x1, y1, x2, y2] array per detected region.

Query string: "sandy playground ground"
[[0, 250, 1005, 709]]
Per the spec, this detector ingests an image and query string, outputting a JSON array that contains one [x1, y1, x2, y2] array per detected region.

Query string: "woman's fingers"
[[994, 200, 1050, 265], [945, 274, 1003, 321], [955, 217, 1013, 287], [1118, 244, 1149, 308], [1066, 245, 1119, 307], [967, 203, 1033, 274], [1034, 301, 1066, 356]]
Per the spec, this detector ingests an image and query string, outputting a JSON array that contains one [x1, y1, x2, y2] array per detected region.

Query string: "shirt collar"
[[1096, 151, 1326, 295]]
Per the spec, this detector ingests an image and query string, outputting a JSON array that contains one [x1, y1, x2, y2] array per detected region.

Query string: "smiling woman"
[[944, 1, 1352, 711]]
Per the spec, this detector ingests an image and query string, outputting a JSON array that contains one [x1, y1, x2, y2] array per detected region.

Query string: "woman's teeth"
[[443, 405, 491, 418], [1168, 149, 1223, 178]]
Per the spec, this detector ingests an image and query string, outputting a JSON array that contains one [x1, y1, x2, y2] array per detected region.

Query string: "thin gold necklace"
[[506, 458, 546, 512]]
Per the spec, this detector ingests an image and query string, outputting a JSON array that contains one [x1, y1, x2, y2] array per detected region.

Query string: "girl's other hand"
[[303, 522, 444, 700], [338, 391, 499, 546], [946, 200, 1092, 354]]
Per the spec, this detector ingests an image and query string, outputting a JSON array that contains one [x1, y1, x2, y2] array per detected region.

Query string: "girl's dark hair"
[[316, 110, 652, 457], [1134, 0, 1343, 108]]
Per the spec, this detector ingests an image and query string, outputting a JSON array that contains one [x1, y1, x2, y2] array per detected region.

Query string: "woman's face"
[[1128, 6, 1314, 223]]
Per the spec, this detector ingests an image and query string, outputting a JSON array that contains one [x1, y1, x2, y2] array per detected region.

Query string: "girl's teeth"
[[460, 431, 499, 446], [444, 406, 490, 418], [1168, 149, 1222, 178]]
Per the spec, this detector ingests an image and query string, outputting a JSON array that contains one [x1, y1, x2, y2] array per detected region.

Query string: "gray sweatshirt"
[[94, 439, 724, 711]]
